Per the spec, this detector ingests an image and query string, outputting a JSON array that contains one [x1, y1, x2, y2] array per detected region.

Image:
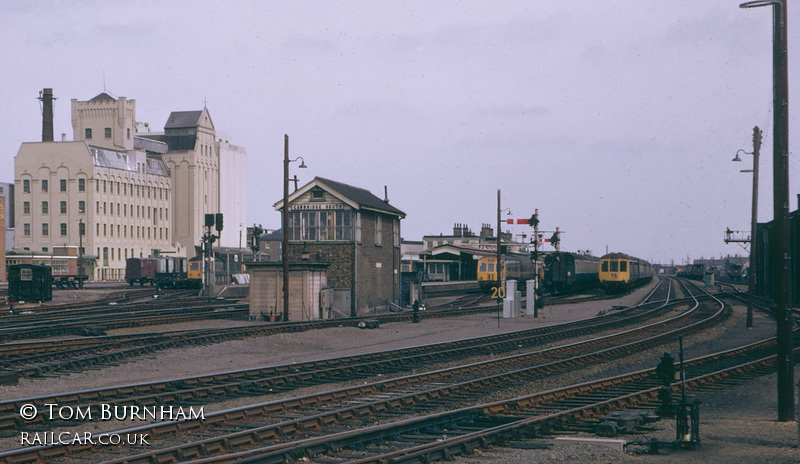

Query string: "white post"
[[526, 280, 536, 316]]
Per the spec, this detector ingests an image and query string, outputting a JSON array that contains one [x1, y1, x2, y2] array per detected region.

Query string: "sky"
[[1, 0, 797, 265]]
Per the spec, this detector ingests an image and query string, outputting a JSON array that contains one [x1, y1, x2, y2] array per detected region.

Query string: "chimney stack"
[[39, 88, 55, 142]]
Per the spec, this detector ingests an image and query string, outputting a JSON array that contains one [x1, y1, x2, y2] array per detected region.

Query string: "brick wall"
[[355, 211, 399, 312], [284, 210, 401, 316]]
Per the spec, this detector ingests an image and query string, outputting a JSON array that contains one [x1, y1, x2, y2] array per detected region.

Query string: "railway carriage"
[[599, 252, 653, 294], [7, 263, 53, 302], [676, 263, 705, 280], [477, 253, 535, 292], [125, 257, 202, 288], [543, 252, 600, 294]]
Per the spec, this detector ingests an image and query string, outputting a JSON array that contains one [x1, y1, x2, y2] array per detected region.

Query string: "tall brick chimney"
[[39, 88, 54, 142]]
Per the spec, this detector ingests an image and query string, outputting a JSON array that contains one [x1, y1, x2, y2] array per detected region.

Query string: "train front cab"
[[600, 255, 631, 294], [477, 256, 499, 291], [187, 257, 204, 288]]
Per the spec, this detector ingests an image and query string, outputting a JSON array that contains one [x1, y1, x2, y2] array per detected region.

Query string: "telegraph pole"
[[283, 135, 290, 322], [769, 0, 794, 422], [741, 0, 794, 421], [746, 127, 761, 329]]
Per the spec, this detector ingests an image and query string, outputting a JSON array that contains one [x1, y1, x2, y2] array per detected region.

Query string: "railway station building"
[[264, 177, 406, 317], [12, 90, 247, 281]]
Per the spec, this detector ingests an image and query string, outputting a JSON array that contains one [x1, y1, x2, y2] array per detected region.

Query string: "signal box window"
[[310, 188, 325, 201]]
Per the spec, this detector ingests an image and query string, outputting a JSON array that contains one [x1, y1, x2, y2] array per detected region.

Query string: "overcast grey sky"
[[1, 1, 797, 264]]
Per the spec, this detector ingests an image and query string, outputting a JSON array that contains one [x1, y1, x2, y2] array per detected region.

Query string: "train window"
[[620, 261, 627, 272], [488, 263, 495, 273], [20, 268, 32, 281], [601, 261, 608, 272], [610, 261, 619, 272], [479, 263, 486, 272]]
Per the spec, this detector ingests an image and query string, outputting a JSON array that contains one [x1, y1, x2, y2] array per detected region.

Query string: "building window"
[[78, 200, 85, 213], [78, 178, 85, 191], [375, 216, 382, 246], [85, 128, 92, 139], [42, 223, 49, 236], [42, 179, 48, 192], [60, 201, 67, 214], [310, 188, 325, 201], [60, 223, 67, 236], [41, 201, 49, 214], [319, 211, 333, 240], [23, 223, 30, 236], [104, 127, 112, 138], [288, 211, 354, 241], [127, 128, 130, 140], [301, 212, 317, 240], [335, 211, 353, 240], [23, 201, 30, 214], [60, 179, 67, 192], [23, 179, 30, 193]]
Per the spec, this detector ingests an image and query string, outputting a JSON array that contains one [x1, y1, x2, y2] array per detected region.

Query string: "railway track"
[[0, 279, 673, 428], [0, 277, 773, 463], [212, 336, 791, 464]]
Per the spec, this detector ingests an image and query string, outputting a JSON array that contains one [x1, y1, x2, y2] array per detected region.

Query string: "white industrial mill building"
[[13, 90, 247, 281]]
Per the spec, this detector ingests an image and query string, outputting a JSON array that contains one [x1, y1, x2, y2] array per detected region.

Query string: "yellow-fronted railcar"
[[599, 252, 653, 294], [477, 253, 535, 292], [187, 257, 204, 287]]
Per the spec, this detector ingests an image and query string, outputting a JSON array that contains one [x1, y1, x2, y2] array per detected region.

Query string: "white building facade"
[[13, 92, 248, 280]]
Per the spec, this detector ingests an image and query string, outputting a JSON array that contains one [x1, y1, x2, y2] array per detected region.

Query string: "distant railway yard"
[[0, 278, 796, 463]]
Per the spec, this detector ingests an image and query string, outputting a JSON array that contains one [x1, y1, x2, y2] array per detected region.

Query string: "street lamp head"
[[740, 0, 781, 8], [732, 149, 750, 162], [289, 156, 307, 168]]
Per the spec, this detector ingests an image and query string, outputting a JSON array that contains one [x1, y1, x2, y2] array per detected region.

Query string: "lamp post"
[[740, 0, 793, 422], [282, 134, 306, 322], [732, 127, 762, 329]]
